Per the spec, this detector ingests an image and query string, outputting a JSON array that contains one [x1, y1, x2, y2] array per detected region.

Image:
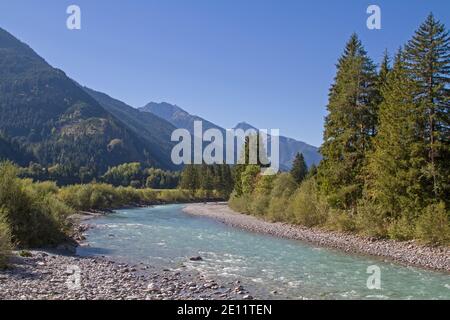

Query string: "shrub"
[[0, 162, 69, 247], [355, 199, 389, 238], [387, 215, 415, 241], [139, 188, 159, 203], [326, 208, 357, 232], [158, 189, 191, 203], [249, 175, 275, 216], [415, 202, 450, 245], [288, 179, 328, 227], [0, 213, 11, 269], [241, 165, 260, 195], [250, 194, 271, 216], [229, 191, 250, 214], [267, 173, 298, 222]]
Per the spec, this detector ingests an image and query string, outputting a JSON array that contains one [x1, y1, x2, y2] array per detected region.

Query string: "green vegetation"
[[317, 33, 379, 210], [0, 215, 11, 269], [0, 160, 222, 267], [179, 164, 234, 199], [230, 15, 449, 245], [0, 162, 72, 249], [0, 27, 177, 186], [101, 163, 180, 189], [290, 153, 308, 184]]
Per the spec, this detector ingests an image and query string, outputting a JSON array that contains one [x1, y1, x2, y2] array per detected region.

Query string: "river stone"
[[189, 256, 203, 261]]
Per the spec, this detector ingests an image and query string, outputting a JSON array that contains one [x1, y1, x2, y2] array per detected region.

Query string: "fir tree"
[[290, 153, 308, 184], [404, 13, 450, 202], [318, 34, 379, 209], [364, 50, 424, 221]]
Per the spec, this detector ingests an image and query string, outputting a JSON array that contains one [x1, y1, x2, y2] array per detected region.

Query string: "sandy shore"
[[183, 203, 450, 272]]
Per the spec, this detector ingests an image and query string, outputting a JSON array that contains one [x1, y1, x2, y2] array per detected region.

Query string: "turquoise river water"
[[77, 205, 449, 300]]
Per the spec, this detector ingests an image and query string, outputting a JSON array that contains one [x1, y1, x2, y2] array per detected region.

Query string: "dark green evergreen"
[[404, 13, 449, 203], [318, 34, 379, 209], [290, 153, 308, 184]]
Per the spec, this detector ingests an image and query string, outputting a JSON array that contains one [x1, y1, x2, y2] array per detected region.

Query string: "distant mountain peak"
[[234, 122, 258, 131], [141, 101, 322, 169]]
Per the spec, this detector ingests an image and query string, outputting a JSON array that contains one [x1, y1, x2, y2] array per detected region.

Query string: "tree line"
[[229, 14, 449, 245], [18, 162, 181, 189], [179, 163, 234, 199]]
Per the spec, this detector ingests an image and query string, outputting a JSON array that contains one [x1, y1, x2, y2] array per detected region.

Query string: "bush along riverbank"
[[0, 161, 224, 270]]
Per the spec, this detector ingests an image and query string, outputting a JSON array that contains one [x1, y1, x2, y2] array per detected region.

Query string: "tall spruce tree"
[[318, 34, 379, 209], [364, 50, 424, 222], [404, 13, 449, 203], [290, 153, 308, 184]]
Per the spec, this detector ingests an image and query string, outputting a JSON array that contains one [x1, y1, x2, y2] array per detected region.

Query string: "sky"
[[0, 0, 449, 147]]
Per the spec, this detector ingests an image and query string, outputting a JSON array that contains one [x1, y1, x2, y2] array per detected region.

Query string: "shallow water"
[[77, 204, 450, 299]]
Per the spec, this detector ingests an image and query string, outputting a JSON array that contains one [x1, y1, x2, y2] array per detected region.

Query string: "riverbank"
[[0, 248, 254, 300], [183, 203, 450, 272], [0, 207, 255, 300]]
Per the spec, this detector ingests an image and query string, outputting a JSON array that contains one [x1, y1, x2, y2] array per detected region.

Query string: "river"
[[77, 204, 450, 300]]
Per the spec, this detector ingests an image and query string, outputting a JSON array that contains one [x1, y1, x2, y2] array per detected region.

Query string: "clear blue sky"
[[1, 0, 449, 146]]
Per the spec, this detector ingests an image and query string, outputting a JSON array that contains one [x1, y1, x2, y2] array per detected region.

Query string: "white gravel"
[[0, 250, 254, 300]]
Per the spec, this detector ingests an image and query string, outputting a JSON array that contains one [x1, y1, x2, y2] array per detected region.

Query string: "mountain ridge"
[[0, 27, 177, 178], [140, 102, 322, 169]]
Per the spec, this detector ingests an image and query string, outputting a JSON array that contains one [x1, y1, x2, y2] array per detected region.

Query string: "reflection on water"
[[77, 205, 450, 300]]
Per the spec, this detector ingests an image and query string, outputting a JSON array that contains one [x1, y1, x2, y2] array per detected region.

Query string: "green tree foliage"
[[241, 165, 261, 196], [404, 13, 450, 203], [0, 210, 11, 268], [233, 134, 270, 196], [102, 162, 142, 187], [287, 179, 329, 227], [415, 202, 450, 245], [179, 164, 234, 199], [318, 34, 379, 209], [362, 51, 423, 235], [306, 163, 318, 180], [220, 164, 234, 198], [266, 173, 297, 221], [145, 168, 180, 189], [290, 153, 308, 184], [249, 173, 275, 216], [228, 15, 449, 245], [361, 14, 450, 241], [180, 165, 200, 194]]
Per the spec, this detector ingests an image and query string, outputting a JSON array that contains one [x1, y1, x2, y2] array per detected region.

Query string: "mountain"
[[0, 134, 35, 166], [83, 88, 177, 169], [233, 123, 322, 170], [0, 27, 175, 175], [140, 102, 322, 169], [141, 102, 224, 135]]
